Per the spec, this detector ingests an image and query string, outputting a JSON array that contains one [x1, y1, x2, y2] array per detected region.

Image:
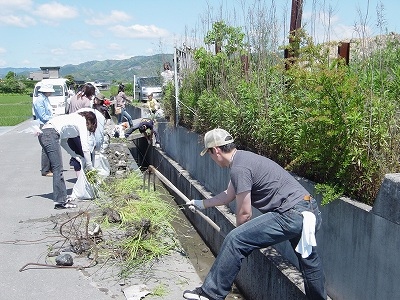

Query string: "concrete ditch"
[[124, 107, 311, 299]]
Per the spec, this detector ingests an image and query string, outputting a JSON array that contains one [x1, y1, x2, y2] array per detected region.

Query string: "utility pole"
[[285, 0, 303, 69]]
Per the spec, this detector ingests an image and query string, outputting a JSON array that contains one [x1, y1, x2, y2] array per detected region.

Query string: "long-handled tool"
[[148, 165, 224, 237]]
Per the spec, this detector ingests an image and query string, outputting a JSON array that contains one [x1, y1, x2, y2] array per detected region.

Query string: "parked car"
[[32, 78, 71, 119], [136, 76, 163, 102]]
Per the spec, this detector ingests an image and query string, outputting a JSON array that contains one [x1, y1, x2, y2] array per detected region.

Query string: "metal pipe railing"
[[148, 165, 224, 236]]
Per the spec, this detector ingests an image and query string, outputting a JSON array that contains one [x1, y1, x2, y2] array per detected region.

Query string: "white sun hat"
[[38, 84, 55, 93]]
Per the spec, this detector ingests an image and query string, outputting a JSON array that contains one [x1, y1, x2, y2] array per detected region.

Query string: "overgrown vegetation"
[[163, 18, 400, 205], [94, 171, 180, 278]]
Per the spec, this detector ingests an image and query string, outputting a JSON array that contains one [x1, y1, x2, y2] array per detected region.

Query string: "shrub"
[[166, 23, 400, 205]]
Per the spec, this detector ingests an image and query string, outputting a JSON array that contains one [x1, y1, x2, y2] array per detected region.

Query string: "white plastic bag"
[[18, 120, 42, 136], [113, 124, 125, 138], [71, 157, 97, 200], [94, 152, 110, 178], [71, 170, 97, 200]]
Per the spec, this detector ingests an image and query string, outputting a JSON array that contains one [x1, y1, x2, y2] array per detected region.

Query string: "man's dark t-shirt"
[[230, 150, 309, 213]]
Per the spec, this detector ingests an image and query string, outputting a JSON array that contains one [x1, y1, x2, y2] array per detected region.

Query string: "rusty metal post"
[[215, 43, 221, 54], [285, 0, 303, 69], [338, 42, 350, 65], [290, 0, 303, 34], [241, 54, 249, 79]]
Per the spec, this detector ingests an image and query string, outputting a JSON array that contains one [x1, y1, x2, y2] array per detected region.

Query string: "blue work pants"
[[202, 198, 326, 300], [38, 128, 68, 203]]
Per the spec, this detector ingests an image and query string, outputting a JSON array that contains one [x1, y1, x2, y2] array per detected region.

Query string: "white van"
[[136, 76, 163, 102], [32, 78, 70, 119]]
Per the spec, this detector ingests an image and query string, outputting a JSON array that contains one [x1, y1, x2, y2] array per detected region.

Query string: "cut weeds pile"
[[94, 169, 181, 278], [42, 143, 181, 276]]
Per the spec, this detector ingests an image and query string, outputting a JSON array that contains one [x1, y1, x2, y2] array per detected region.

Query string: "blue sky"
[[0, 0, 399, 68]]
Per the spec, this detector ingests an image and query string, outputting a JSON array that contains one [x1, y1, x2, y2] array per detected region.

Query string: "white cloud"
[[50, 48, 65, 55], [0, 14, 36, 27], [0, 59, 6, 67], [303, 10, 369, 43], [33, 2, 78, 20], [113, 53, 133, 60], [109, 24, 170, 39], [0, 47, 6, 54], [21, 59, 30, 65], [144, 47, 155, 55], [108, 43, 121, 50], [86, 10, 131, 26], [71, 40, 95, 50], [0, 0, 33, 13]]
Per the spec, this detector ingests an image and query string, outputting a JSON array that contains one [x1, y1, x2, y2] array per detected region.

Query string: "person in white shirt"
[[38, 111, 97, 209], [72, 93, 111, 168], [161, 62, 174, 89]]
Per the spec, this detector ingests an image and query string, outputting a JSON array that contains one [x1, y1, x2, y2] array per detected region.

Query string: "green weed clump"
[[96, 171, 179, 278]]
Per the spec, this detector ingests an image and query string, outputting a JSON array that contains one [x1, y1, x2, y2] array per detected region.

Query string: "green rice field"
[[0, 94, 32, 126]]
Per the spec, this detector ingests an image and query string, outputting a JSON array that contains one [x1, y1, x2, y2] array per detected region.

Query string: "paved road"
[[0, 121, 203, 300]]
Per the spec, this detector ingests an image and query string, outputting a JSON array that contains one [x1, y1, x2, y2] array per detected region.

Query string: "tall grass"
[[0, 94, 32, 126]]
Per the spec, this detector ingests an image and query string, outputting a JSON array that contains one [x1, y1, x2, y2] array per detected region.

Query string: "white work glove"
[[188, 199, 205, 212], [84, 159, 94, 171]]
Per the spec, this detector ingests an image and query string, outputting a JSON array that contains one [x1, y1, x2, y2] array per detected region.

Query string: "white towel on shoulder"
[[295, 211, 317, 258]]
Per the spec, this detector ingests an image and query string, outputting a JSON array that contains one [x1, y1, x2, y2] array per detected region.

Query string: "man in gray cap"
[[33, 83, 55, 177], [184, 128, 326, 300]]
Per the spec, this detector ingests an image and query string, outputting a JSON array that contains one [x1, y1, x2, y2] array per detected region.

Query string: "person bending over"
[[124, 118, 160, 147], [183, 128, 326, 300], [38, 111, 97, 209]]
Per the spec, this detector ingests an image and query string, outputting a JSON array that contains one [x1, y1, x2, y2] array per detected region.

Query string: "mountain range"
[[0, 53, 174, 83]]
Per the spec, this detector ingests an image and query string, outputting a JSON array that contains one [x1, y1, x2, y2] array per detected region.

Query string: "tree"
[[4, 71, 16, 80], [204, 21, 247, 56], [64, 74, 75, 87]]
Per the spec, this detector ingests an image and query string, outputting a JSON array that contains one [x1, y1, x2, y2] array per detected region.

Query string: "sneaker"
[[42, 172, 53, 177], [54, 202, 77, 209], [54, 197, 77, 209], [183, 287, 213, 300]]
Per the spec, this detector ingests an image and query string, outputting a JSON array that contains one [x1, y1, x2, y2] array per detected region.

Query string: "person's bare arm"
[[235, 191, 252, 226], [203, 181, 236, 207]]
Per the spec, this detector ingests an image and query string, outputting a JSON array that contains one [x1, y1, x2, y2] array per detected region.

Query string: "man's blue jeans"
[[38, 128, 68, 203], [117, 107, 133, 127], [201, 198, 326, 300]]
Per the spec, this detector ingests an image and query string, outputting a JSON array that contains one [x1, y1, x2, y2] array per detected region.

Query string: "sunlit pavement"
[[0, 126, 14, 136]]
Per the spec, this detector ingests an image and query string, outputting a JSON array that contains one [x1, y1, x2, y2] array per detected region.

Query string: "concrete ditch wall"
[[127, 107, 400, 300]]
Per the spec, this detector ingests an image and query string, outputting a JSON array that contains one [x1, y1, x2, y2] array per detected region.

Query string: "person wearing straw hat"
[[184, 128, 326, 300], [33, 83, 55, 177]]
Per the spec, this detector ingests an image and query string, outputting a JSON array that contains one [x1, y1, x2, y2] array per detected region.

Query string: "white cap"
[[200, 128, 234, 156]]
